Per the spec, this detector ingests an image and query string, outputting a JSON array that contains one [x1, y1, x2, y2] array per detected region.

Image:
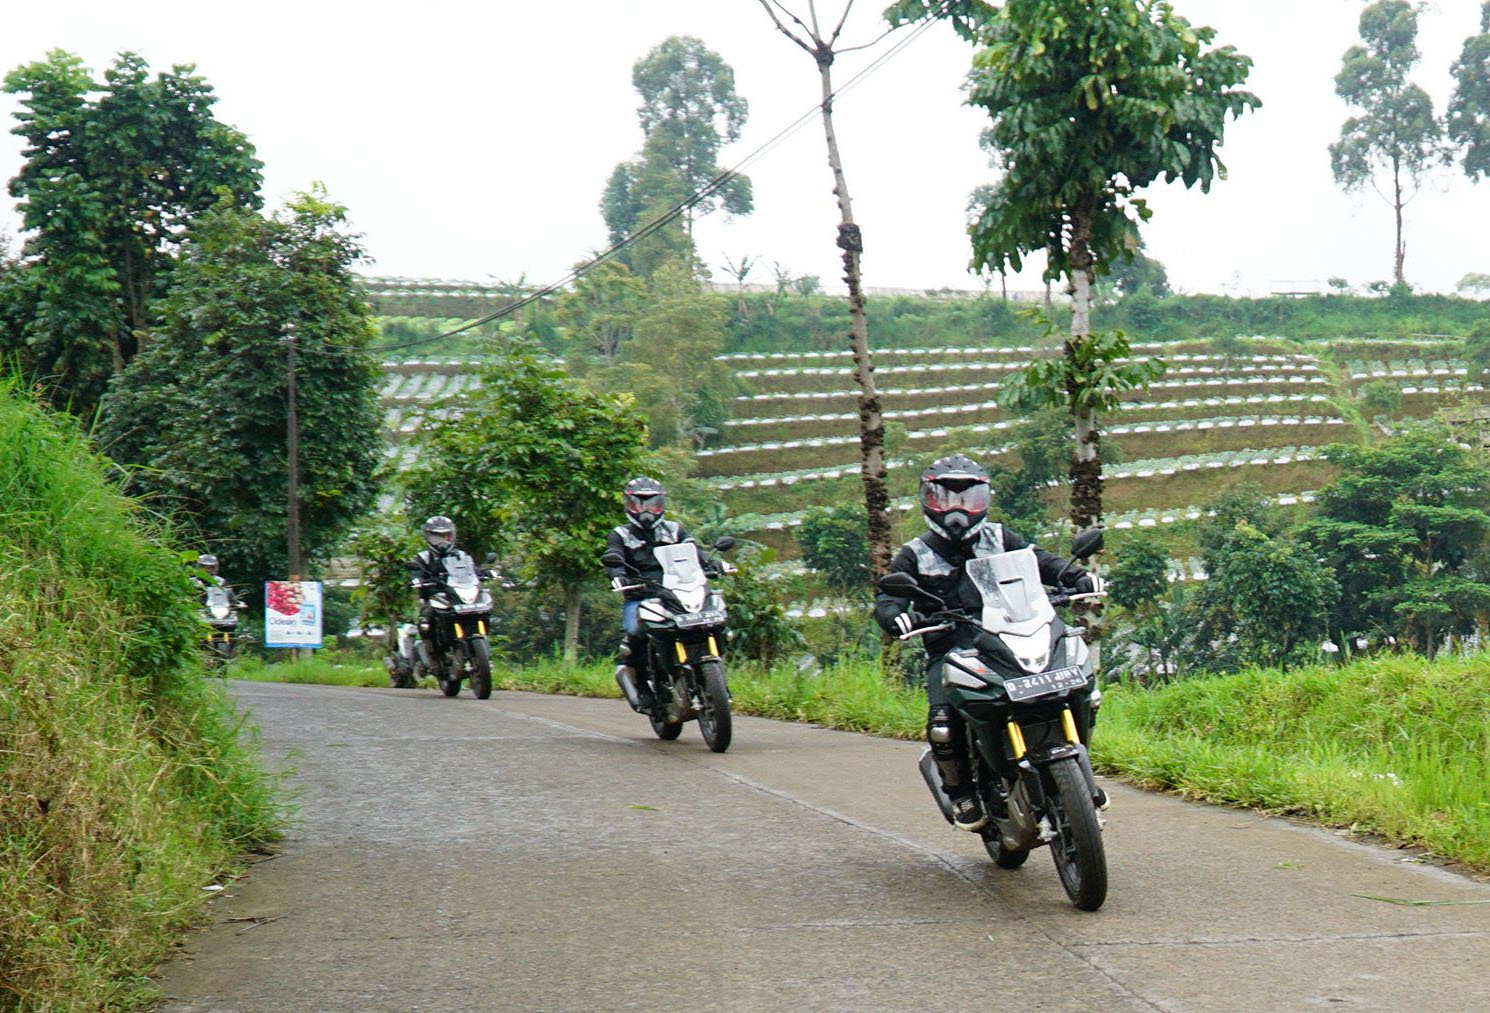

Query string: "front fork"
[[996, 706, 1103, 814], [658, 635, 725, 715]]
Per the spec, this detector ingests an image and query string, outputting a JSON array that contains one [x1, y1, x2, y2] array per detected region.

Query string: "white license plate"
[[1004, 666, 1088, 702]]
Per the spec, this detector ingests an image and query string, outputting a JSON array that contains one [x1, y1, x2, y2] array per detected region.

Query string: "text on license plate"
[[1004, 666, 1088, 702]]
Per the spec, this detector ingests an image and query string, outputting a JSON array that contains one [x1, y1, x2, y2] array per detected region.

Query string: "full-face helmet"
[[919, 455, 991, 542], [197, 553, 220, 577], [422, 515, 456, 553], [623, 477, 666, 530]]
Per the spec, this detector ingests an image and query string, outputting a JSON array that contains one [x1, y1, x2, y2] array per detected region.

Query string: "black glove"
[[1072, 573, 1106, 595], [892, 610, 925, 636]]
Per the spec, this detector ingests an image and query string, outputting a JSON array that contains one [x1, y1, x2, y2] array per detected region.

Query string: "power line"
[[379, 3, 953, 353]]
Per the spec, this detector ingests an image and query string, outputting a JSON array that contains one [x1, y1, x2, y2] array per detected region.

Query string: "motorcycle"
[[601, 538, 737, 753], [383, 622, 426, 689], [879, 528, 1111, 911], [409, 552, 496, 699], [199, 582, 242, 664]]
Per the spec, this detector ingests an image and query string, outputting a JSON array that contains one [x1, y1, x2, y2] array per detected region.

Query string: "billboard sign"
[[264, 580, 323, 648]]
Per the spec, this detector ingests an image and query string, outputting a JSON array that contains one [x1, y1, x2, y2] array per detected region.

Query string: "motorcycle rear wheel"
[[982, 828, 1030, 868], [648, 696, 684, 739], [467, 638, 492, 700], [1047, 757, 1108, 911], [696, 660, 732, 753]]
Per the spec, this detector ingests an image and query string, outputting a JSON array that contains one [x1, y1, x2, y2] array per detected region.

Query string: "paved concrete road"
[[156, 682, 1490, 1011]]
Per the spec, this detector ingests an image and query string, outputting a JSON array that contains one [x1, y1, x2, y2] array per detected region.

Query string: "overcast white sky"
[[2, 1, 1487, 298]]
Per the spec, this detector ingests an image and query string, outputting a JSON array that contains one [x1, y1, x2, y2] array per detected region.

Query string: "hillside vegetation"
[[0, 380, 279, 1008]]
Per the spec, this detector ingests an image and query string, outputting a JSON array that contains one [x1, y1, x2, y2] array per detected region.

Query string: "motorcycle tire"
[[468, 638, 492, 700], [696, 660, 732, 753], [648, 709, 684, 740], [1047, 756, 1108, 911], [982, 827, 1030, 869], [438, 672, 461, 697]]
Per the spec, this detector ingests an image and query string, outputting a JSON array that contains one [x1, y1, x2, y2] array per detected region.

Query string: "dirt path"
[[155, 682, 1490, 1011]]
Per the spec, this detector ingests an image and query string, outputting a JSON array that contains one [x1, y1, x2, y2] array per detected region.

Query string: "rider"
[[874, 454, 1104, 832], [191, 553, 242, 602], [604, 477, 700, 711], [408, 515, 477, 673]]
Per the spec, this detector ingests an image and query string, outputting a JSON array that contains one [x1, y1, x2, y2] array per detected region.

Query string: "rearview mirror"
[[1071, 527, 1104, 561], [878, 572, 922, 596], [485, 552, 498, 564], [599, 550, 625, 568], [714, 536, 737, 552]]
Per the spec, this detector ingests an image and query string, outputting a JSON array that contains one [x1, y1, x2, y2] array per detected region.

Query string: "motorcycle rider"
[[604, 477, 708, 712], [874, 454, 1105, 832], [407, 515, 479, 675], [191, 553, 243, 603]]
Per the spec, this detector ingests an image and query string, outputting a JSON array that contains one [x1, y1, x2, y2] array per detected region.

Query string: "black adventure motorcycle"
[[601, 538, 737, 753], [880, 528, 1111, 911], [199, 582, 242, 664], [408, 552, 496, 699]]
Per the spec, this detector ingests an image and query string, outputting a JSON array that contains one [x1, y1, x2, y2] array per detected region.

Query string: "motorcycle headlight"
[[455, 585, 478, 604]]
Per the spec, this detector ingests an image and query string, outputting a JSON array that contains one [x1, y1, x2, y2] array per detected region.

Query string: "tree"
[[757, 0, 897, 585], [1457, 271, 1490, 296], [98, 187, 381, 594], [797, 504, 871, 594], [600, 133, 696, 278], [926, 0, 1256, 534], [1106, 240, 1171, 299], [1298, 426, 1490, 656], [555, 259, 646, 363], [1105, 532, 1183, 682], [1449, 3, 1490, 181], [631, 36, 753, 235], [1330, 1, 1447, 287], [2, 50, 262, 418], [402, 340, 652, 661]]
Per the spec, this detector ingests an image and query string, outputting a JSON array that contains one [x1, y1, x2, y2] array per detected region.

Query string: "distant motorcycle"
[[198, 582, 242, 664], [602, 538, 736, 752], [409, 553, 496, 699], [880, 528, 1111, 911], [383, 622, 426, 689]]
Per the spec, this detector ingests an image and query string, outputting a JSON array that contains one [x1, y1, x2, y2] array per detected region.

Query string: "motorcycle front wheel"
[[467, 638, 492, 700], [1047, 756, 1108, 911], [695, 659, 732, 753]]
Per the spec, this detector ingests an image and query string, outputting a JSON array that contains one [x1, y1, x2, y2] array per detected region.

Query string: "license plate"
[[1004, 666, 1088, 702]]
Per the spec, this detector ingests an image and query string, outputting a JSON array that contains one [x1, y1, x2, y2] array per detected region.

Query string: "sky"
[[2, 1, 1488, 299]]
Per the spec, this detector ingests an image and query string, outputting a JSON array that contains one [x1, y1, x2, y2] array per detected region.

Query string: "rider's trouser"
[[620, 600, 650, 683], [925, 655, 973, 798]]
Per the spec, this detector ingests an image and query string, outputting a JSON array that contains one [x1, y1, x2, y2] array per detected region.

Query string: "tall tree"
[[402, 340, 653, 660], [1449, 2, 1490, 181], [98, 187, 380, 593], [913, 0, 1256, 534], [555, 259, 646, 363], [2, 50, 262, 417], [1329, 1, 1447, 287], [757, 0, 895, 584]]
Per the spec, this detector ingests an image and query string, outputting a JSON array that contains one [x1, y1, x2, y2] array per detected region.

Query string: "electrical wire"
[[378, 2, 954, 353]]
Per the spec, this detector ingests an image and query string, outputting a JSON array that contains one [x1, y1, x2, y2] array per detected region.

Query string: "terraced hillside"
[[368, 339, 1488, 571]]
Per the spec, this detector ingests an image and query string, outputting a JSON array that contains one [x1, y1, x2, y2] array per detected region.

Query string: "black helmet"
[[920, 454, 991, 542], [197, 553, 220, 576], [623, 477, 666, 530], [422, 515, 456, 553]]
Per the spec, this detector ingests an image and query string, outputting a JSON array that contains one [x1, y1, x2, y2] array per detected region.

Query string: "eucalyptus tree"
[[1449, 2, 1490, 181], [756, 0, 896, 583], [1329, 0, 1447, 287], [2, 50, 262, 418], [901, 0, 1256, 532]]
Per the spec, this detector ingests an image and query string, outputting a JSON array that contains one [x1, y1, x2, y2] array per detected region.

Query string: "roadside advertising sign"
[[264, 580, 323, 648]]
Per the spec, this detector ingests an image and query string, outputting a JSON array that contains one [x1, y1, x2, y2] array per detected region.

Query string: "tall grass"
[[0, 379, 280, 1008]]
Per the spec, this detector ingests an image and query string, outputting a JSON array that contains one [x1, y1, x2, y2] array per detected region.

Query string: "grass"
[[0, 378, 281, 1009], [246, 646, 1490, 873]]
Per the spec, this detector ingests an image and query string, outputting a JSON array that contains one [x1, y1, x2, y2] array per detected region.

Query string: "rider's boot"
[[928, 705, 987, 831]]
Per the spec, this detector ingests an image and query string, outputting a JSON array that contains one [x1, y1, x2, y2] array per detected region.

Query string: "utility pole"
[[285, 323, 305, 660]]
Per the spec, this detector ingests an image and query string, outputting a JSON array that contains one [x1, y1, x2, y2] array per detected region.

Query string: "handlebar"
[[896, 590, 1108, 641]]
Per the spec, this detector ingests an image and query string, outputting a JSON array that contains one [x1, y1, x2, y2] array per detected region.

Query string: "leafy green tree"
[[602, 133, 697, 278], [1106, 532, 1184, 682], [797, 504, 870, 594], [1188, 521, 1339, 671], [944, 0, 1255, 532], [98, 188, 381, 595], [1449, 3, 1490, 181], [402, 340, 652, 660], [1298, 426, 1490, 656], [1107, 241, 1171, 299], [2, 50, 262, 417], [717, 546, 804, 667], [1330, 1, 1447, 287], [1359, 378, 1404, 420], [555, 259, 646, 362], [347, 520, 423, 653], [1108, 533, 1170, 613]]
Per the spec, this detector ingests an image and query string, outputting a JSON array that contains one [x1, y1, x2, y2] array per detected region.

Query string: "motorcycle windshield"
[[442, 554, 481, 603], [205, 586, 233, 609], [965, 549, 1056, 641], [652, 542, 708, 613]]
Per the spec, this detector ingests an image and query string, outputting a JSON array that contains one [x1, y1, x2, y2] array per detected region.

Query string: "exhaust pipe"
[[615, 666, 644, 712], [918, 748, 956, 824]]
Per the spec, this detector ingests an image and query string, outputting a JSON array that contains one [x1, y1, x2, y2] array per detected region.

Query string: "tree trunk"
[[1392, 155, 1405, 286], [563, 582, 581, 663], [1066, 202, 1103, 534], [813, 46, 892, 585]]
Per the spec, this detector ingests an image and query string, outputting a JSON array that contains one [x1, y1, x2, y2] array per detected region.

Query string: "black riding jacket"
[[873, 523, 1087, 658], [604, 520, 698, 602]]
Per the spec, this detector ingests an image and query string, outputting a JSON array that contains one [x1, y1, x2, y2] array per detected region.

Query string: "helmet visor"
[[426, 529, 454, 548], [624, 492, 665, 518], [922, 478, 990, 515]]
